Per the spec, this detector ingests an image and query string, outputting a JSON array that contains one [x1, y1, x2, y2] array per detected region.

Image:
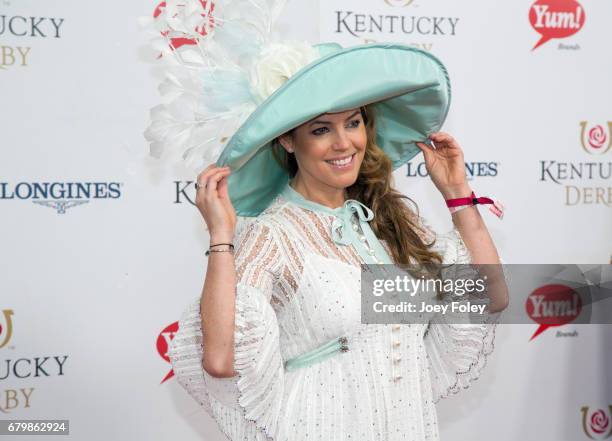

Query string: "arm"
[[416, 132, 509, 313], [201, 229, 238, 378]]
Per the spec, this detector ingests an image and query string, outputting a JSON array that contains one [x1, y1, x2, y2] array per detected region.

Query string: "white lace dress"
[[168, 181, 496, 441]]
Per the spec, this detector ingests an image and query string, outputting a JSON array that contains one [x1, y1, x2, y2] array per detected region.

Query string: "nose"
[[331, 127, 352, 151]]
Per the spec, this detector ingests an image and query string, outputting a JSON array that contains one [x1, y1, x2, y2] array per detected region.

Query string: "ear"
[[277, 133, 295, 153]]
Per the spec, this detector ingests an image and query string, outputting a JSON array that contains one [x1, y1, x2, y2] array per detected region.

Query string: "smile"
[[325, 153, 355, 169]]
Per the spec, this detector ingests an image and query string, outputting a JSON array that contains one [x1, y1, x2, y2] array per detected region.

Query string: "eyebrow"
[[308, 110, 361, 127]]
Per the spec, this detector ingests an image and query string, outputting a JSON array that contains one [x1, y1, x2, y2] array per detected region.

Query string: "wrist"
[[440, 183, 472, 200], [210, 231, 235, 243]]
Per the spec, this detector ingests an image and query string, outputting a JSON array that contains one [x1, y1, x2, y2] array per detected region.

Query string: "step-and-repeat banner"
[[1, 0, 610, 440]]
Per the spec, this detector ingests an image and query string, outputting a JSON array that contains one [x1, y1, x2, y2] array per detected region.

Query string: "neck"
[[290, 172, 347, 209]]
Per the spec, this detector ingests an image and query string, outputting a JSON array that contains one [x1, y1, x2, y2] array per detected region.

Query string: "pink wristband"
[[445, 191, 504, 219]]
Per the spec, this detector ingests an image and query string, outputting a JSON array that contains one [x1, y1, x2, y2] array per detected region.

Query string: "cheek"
[[352, 130, 368, 151], [298, 138, 331, 162]]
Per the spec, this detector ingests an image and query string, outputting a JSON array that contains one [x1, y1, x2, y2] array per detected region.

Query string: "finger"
[[205, 169, 231, 195], [428, 132, 452, 141], [217, 171, 230, 199], [197, 166, 229, 188], [197, 163, 215, 178], [429, 132, 457, 148], [415, 142, 435, 161]]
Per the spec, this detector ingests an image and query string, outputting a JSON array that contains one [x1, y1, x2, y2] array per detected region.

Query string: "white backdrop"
[[1, 0, 611, 440]]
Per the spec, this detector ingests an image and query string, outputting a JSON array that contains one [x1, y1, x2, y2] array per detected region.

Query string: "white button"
[[368, 248, 376, 255], [377, 259, 385, 264], [352, 224, 359, 231], [392, 324, 401, 331], [359, 235, 367, 242], [393, 375, 403, 382], [393, 357, 402, 364], [392, 341, 400, 348]]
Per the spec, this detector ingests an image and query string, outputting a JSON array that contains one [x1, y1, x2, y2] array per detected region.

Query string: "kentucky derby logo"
[[157, 321, 178, 384], [0, 14, 65, 70], [526, 284, 581, 340], [384, 0, 415, 7], [152, 0, 216, 54], [529, 0, 585, 50], [580, 122, 612, 155], [0, 309, 15, 349], [581, 406, 612, 439]]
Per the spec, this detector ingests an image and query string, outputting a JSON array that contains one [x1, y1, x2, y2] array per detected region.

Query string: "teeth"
[[326, 155, 353, 166]]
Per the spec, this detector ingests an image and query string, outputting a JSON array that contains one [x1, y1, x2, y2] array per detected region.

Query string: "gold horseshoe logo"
[[0, 310, 14, 349], [579, 121, 612, 155]]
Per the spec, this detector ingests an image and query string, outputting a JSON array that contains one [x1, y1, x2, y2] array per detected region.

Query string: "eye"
[[348, 119, 361, 128], [312, 127, 328, 136]]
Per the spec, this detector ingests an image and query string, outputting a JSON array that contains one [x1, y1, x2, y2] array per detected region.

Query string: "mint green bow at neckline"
[[331, 199, 373, 245], [279, 181, 394, 265]]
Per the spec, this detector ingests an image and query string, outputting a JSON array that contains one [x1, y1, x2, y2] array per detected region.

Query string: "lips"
[[325, 153, 355, 168]]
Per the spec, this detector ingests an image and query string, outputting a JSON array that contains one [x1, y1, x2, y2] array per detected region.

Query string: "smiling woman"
[[269, 104, 446, 270], [146, 1, 506, 440]]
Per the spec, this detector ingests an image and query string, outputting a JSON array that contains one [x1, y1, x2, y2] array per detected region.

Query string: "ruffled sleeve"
[[168, 219, 286, 440], [423, 225, 498, 403]]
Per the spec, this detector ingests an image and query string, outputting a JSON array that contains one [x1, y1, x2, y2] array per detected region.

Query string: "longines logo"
[[0, 10, 65, 70], [0, 181, 123, 214], [581, 406, 612, 439], [0, 309, 69, 413], [406, 161, 498, 180], [529, 0, 585, 51], [538, 121, 612, 206], [157, 321, 178, 384]]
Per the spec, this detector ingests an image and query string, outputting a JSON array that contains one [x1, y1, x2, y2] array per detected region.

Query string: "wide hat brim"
[[216, 42, 451, 217]]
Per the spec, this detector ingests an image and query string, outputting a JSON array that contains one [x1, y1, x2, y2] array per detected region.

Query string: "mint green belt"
[[284, 336, 349, 372]]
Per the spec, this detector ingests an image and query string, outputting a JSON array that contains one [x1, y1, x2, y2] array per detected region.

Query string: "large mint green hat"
[[216, 42, 451, 217]]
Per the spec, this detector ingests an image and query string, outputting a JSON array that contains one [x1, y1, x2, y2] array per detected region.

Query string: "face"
[[278, 108, 367, 190]]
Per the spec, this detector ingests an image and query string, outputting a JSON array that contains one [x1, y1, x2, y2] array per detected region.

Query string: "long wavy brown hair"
[[270, 104, 443, 271]]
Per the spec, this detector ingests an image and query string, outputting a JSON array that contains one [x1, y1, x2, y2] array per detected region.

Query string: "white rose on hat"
[[249, 41, 319, 104]]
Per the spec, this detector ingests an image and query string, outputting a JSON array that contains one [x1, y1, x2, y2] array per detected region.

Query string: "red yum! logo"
[[152, 0, 216, 54], [526, 284, 581, 340], [157, 321, 178, 384], [529, 0, 585, 50], [580, 122, 612, 155], [581, 406, 612, 440]]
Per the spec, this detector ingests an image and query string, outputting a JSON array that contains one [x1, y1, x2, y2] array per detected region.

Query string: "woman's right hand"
[[195, 164, 237, 240]]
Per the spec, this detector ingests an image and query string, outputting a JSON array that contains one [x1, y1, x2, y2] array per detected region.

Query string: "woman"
[[168, 101, 507, 440]]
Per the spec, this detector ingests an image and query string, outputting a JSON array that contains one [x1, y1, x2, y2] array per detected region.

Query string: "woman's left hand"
[[415, 132, 471, 199]]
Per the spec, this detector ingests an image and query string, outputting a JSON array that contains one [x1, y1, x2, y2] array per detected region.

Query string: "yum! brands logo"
[[529, 0, 585, 50], [157, 321, 178, 384], [526, 284, 582, 341], [581, 406, 612, 440]]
